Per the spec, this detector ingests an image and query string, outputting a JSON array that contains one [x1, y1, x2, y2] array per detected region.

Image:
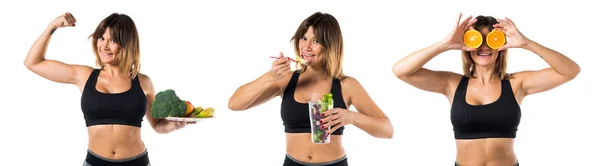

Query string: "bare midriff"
[[285, 133, 345, 163], [87, 124, 145, 160], [455, 138, 517, 166]]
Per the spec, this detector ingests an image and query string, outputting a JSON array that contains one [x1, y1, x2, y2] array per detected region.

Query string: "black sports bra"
[[450, 76, 521, 139], [80, 69, 147, 127], [281, 71, 347, 135]]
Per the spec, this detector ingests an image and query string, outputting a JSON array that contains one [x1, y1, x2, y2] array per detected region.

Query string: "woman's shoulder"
[[135, 73, 155, 93], [137, 72, 149, 78], [338, 75, 360, 88], [136, 73, 152, 84]]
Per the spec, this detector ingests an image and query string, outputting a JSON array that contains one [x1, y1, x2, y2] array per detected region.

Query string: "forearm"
[[24, 26, 55, 67], [392, 41, 447, 77], [228, 72, 276, 110], [351, 112, 394, 139], [523, 40, 581, 77]]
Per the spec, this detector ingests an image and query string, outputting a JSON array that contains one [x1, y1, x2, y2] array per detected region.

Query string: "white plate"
[[165, 116, 214, 122]]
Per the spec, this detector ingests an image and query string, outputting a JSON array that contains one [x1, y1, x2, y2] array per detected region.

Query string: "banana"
[[192, 106, 204, 115], [194, 107, 214, 118]]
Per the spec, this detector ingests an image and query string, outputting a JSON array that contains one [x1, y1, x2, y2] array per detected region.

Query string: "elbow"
[[562, 64, 581, 80], [382, 122, 394, 139], [391, 65, 401, 77], [571, 65, 581, 79], [376, 130, 394, 139], [227, 98, 245, 111], [375, 119, 394, 139], [383, 131, 394, 139], [24, 61, 33, 70], [391, 65, 410, 80], [228, 104, 242, 111], [24, 60, 40, 72]]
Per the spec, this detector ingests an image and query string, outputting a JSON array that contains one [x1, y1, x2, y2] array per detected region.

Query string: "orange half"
[[464, 29, 483, 48], [486, 29, 506, 49]]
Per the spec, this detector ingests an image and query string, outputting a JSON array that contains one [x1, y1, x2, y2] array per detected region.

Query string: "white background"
[[1, 0, 598, 165]]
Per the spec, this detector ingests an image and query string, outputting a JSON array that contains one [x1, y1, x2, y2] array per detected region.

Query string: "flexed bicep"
[[27, 60, 91, 85], [24, 12, 88, 85]]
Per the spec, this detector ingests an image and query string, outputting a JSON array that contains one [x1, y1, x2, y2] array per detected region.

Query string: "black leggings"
[[83, 149, 150, 166], [455, 161, 519, 166], [284, 154, 348, 166]]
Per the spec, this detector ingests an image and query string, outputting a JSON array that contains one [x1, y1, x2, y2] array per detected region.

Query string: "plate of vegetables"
[[151, 89, 215, 122]]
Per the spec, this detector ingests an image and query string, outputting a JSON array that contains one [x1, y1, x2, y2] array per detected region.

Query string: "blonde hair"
[[291, 12, 345, 80], [89, 13, 141, 79], [462, 15, 509, 80]]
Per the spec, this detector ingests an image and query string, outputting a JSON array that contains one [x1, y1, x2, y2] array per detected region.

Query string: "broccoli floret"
[[151, 89, 187, 119], [318, 93, 334, 113]]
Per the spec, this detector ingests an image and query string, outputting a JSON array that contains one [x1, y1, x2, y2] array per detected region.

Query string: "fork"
[[269, 56, 299, 62]]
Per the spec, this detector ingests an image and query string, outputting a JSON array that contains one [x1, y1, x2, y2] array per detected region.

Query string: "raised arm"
[[494, 18, 580, 97], [24, 12, 92, 87], [228, 53, 292, 111], [392, 13, 476, 96]]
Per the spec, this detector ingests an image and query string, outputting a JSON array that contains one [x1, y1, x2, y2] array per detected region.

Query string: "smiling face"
[[469, 27, 499, 67], [299, 26, 324, 66], [96, 28, 121, 65], [89, 13, 141, 78], [291, 12, 345, 79]]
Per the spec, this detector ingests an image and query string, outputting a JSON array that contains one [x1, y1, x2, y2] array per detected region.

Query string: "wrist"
[[45, 25, 58, 35], [167, 121, 182, 131], [154, 119, 172, 134], [349, 111, 360, 125], [159, 119, 171, 128], [435, 40, 451, 52], [262, 72, 278, 84], [522, 38, 535, 50]]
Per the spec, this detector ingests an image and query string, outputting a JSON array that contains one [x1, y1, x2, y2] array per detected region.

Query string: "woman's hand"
[[48, 12, 76, 33], [442, 13, 478, 51], [167, 120, 196, 130], [319, 108, 357, 135], [268, 52, 292, 82], [493, 17, 531, 51]]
